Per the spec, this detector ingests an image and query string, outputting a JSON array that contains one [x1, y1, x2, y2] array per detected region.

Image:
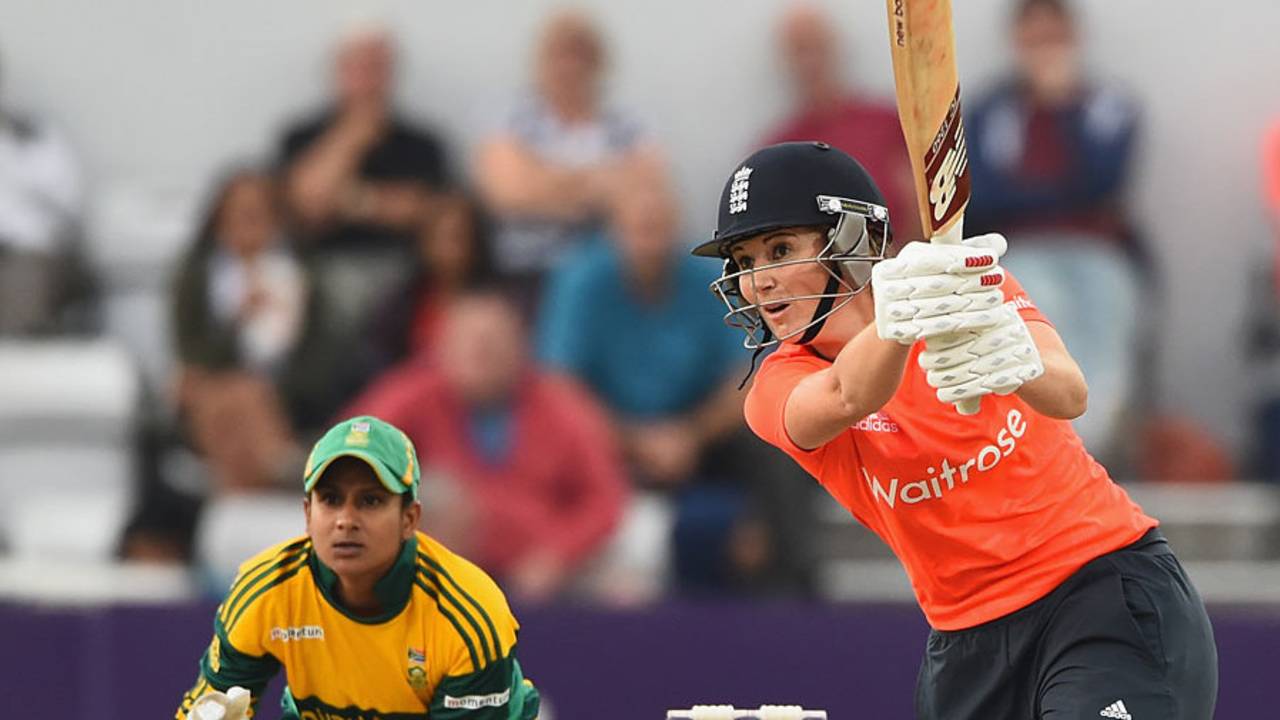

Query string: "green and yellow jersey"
[[176, 531, 539, 720]]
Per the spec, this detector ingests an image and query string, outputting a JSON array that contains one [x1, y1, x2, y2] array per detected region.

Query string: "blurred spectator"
[[475, 9, 662, 307], [1138, 416, 1234, 484], [764, 3, 920, 243], [537, 173, 814, 597], [170, 169, 317, 493], [345, 289, 627, 602], [1248, 118, 1280, 481], [0, 54, 84, 334], [966, 0, 1145, 460], [359, 193, 495, 380], [967, 0, 1141, 245], [1265, 118, 1280, 253], [276, 25, 455, 404], [279, 25, 451, 250]]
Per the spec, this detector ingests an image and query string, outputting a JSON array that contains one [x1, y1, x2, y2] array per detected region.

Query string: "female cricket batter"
[[694, 142, 1217, 719], [176, 416, 540, 720]]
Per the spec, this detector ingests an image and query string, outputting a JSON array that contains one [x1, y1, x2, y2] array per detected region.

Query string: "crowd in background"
[[0, 0, 1272, 603]]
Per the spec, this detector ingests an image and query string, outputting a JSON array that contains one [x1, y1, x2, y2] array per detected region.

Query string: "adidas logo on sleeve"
[[1099, 700, 1132, 720]]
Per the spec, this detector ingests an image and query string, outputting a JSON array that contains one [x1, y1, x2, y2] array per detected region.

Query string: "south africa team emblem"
[[407, 647, 427, 689]]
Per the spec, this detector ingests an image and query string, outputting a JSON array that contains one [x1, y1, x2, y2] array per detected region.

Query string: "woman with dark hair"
[[358, 192, 495, 379], [171, 168, 309, 490]]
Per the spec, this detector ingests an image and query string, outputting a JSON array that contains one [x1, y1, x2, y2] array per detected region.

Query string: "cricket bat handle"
[[930, 219, 981, 415]]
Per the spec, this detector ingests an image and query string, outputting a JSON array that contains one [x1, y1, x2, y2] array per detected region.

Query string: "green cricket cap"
[[303, 416, 421, 499]]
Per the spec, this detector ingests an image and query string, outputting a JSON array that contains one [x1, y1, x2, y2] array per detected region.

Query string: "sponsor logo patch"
[[854, 412, 900, 434], [862, 409, 1028, 508], [269, 625, 325, 642], [1099, 700, 1132, 720], [443, 689, 511, 710], [1010, 295, 1037, 312]]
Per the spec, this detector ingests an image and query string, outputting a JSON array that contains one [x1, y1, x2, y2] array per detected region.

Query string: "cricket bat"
[[885, 0, 980, 414]]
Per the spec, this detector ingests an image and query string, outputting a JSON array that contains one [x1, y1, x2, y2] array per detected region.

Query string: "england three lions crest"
[[729, 166, 753, 214]]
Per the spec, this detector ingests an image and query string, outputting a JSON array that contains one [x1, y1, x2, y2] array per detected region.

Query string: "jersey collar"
[[310, 534, 419, 624]]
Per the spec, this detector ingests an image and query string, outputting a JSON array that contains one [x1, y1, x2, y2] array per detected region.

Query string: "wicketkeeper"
[[176, 416, 540, 719]]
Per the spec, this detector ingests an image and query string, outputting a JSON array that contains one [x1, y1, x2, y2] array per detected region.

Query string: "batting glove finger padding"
[[915, 324, 1023, 369], [873, 234, 1009, 345], [934, 361, 1043, 403], [875, 234, 1006, 279], [879, 305, 1010, 343], [874, 267, 1006, 301], [880, 287, 1004, 321], [918, 305, 1045, 404]]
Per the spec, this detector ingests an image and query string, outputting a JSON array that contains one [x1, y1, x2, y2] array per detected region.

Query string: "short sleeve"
[[420, 541, 538, 719], [743, 352, 830, 459], [1002, 271, 1051, 327]]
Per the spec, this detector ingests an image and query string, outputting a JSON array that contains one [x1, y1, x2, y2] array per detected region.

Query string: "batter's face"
[[729, 227, 832, 341], [305, 458, 418, 584]]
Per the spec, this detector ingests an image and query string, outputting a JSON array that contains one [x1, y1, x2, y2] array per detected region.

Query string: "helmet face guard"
[[710, 195, 891, 349]]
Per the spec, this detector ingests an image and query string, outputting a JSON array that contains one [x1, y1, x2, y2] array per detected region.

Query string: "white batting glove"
[[872, 234, 1009, 343], [191, 686, 251, 720], [917, 304, 1045, 404]]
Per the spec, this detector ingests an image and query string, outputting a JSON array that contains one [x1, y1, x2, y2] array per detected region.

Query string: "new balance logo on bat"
[[929, 131, 968, 223], [1099, 700, 1132, 720]]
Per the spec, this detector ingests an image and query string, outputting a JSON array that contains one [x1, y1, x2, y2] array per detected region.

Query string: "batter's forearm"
[[1015, 322, 1087, 419], [1015, 357, 1087, 420], [784, 326, 913, 450], [831, 324, 914, 415]]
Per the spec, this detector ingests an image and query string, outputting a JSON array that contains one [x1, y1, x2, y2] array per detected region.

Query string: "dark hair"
[[185, 166, 282, 258], [451, 280, 526, 312], [418, 190, 497, 289], [1013, 0, 1074, 24]]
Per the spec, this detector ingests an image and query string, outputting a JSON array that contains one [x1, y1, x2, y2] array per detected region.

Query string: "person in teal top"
[[537, 201, 743, 422], [536, 175, 814, 594]]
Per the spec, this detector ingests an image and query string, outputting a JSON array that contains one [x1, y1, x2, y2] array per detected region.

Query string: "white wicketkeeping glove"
[[917, 304, 1045, 404], [872, 234, 1009, 344], [191, 686, 251, 720]]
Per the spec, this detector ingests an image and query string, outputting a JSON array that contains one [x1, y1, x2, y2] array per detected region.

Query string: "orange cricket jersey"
[[744, 274, 1157, 630]]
